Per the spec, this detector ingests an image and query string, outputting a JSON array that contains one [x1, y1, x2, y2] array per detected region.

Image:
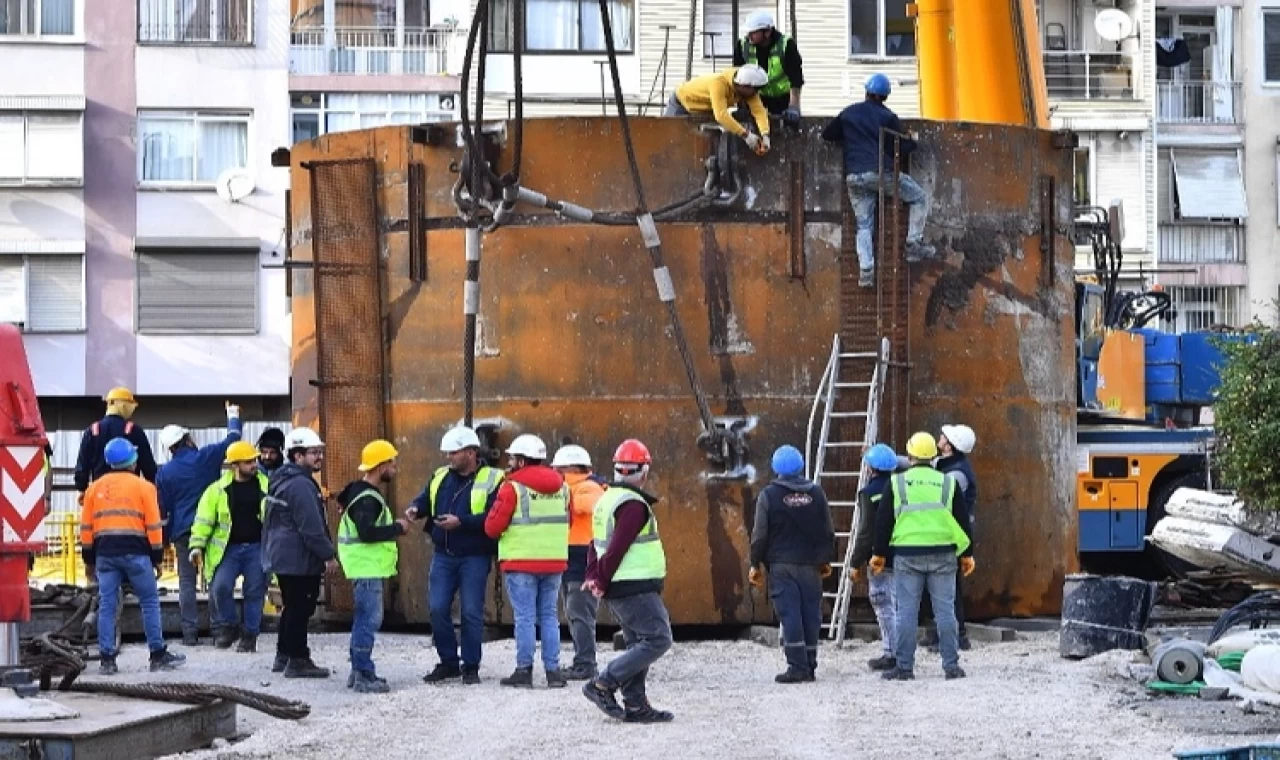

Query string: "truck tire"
[[1147, 471, 1207, 578]]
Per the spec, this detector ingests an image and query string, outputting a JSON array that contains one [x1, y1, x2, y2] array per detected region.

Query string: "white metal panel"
[[1171, 149, 1248, 219], [1094, 131, 1147, 251], [0, 257, 25, 324]]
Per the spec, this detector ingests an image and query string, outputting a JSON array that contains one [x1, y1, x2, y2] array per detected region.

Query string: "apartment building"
[[1, 0, 291, 429]]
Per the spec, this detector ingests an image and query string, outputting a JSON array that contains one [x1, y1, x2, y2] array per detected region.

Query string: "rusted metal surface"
[[288, 116, 1076, 624]]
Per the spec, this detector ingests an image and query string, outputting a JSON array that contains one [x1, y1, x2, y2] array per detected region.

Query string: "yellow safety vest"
[[428, 465, 504, 516], [337, 488, 398, 579], [889, 466, 970, 555], [591, 487, 666, 582], [498, 482, 570, 562]]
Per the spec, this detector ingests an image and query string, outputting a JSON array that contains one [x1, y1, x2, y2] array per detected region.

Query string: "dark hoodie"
[[750, 475, 835, 567], [851, 471, 893, 570], [337, 480, 406, 543], [262, 462, 335, 577], [484, 464, 568, 575]]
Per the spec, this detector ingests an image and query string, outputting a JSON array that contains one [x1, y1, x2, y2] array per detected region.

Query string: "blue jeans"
[[211, 543, 266, 636], [868, 568, 897, 657], [174, 534, 201, 636], [351, 578, 385, 674], [504, 572, 562, 671], [429, 553, 491, 668], [97, 554, 164, 656], [768, 563, 822, 673], [893, 551, 960, 672], [845, 171, 928, 272]]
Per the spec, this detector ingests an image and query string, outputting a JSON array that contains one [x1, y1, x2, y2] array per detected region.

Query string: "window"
[[0, 112, 83, 186], [487, 0, 633, 53], [137, 111, 249, 186], [0, 0, 75, 36], [850, 0, 913, 57], [0, 254, 84, 332], [1266, 11, 1280, 83], [702, 0, 771, 59], [289, 92, 454, 143], [136, 250, 258, 333], [1162, 286, 1246, 332], [138, 0, 252, 44], [1073, 145, 1092, 209]]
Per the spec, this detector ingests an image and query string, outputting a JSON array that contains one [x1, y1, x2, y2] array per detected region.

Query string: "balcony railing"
[[289, 26, 457, 77], [1043, 51, 1135, 100], [1158, 222, 1245, 264], [1157, 81, 1242, 125]]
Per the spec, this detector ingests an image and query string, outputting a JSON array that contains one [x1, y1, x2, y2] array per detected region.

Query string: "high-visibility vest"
[[189, 471, 267, 582], [498, 482, 570, 563], [591, 488, 666, 582], [742, 33, 792, 99], [428, 466, 504, 516], [79, 471, 163, 552], [888, 467, 971, 556], [337, 488, 398, 579]]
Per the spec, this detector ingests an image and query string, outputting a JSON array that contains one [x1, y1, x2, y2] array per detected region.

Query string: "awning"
[[134, 236, 261, 252], [1171, 149, 1248, 219]]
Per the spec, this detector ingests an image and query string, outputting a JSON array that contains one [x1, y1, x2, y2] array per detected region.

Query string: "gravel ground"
[[78, 631, 1280, 759]]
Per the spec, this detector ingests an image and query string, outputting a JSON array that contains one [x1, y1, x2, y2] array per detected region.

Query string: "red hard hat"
[[613, 439, 652, 465]]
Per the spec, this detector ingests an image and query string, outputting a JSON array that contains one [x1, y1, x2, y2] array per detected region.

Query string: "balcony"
[[289, 27, 457, 77], [1043, 51, 1135, 101], [1157, 82, 1242, 125], [1158, 222, 1244, 265]]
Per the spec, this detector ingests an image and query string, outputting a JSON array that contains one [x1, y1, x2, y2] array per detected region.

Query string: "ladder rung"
[[829, 412, 868, 418], [824, 442, 863, 448], [838, 351, 879, 359], [833, 382, 872, 389], [819, 472, 862, 478], [830, 562, 846, 568], [829, 500, 856, 507], [822, 592, 840, 599], [834, 531, 852, 538]]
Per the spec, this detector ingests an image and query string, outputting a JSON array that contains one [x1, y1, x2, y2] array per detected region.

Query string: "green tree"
[[1215, 326, 1280, 510]]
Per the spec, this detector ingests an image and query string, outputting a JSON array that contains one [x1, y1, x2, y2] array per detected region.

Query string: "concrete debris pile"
[[1150, 488, 1280, 582]]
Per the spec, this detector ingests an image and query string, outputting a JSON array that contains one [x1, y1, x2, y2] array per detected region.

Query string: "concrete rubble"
[[1151, 488, 1280, 581]]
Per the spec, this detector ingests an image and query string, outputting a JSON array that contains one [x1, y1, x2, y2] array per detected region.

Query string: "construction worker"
[[930, 423, 978, 650], [581, 439, 673, 724], [262, 427, 335, 679], [871, 432, 974, 681], [485, 434, 571, 688], [732, 10, 804, 122], [336, 439, 411, 694], [257, 427, 286, 477], [155, 403, 244, 646], [552, 444, 607, 680], [665, 64, 772, 155], [74, 387, 157, 491], [80, 438, 186, 675], [849, 443, 901, 671], [407, 426, 504, 685], [822, 74, 933, 288], [188, 441, 268, 653], [747, 445, 834, 683]]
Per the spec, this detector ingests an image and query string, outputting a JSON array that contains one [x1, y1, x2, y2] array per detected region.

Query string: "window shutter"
[[26, 114, 82, 181], [137, 251, 258, 332], [0, 257, 25, 326], [0, 115, 24, 181], [27, 255, 83, 331]]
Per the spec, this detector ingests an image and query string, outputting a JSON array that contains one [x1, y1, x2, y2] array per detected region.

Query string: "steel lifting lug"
[[699, 416, 757, 481]]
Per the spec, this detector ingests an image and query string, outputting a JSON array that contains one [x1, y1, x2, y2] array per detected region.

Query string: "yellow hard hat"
[[905, 431, 938, 460], [358, 439, 399, 472], [225, 441, 259, 464], [105, 387, 136, 403]]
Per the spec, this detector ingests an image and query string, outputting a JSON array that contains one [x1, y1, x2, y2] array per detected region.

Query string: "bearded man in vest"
[[581, 439, 674, 724], [407, 425, 505, 685], [484, 434, 571, 689], [732, 10, 804, 123], [337, 439, 411, 693], [870, 432, 975, 681]]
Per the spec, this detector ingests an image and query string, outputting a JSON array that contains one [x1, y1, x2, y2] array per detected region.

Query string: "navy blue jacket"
[[74, 415, 158, 491], [936, 453, 978, 529], [852, 471, 893, 569], [263, 462, 335, 577], [409, 468, 498, 557], [749, 476, 835, 566], [821, 99, 917, 175], [155, 419, 243, 541]]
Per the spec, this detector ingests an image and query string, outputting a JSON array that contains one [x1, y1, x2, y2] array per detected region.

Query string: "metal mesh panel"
[[308, 158, 387, 615]]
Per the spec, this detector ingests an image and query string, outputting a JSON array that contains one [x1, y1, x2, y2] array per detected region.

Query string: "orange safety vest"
[[565, 473, 606, 547], [79, 471, 163, 552]]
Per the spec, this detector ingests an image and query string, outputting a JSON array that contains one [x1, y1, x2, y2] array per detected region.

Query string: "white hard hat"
[[159, 424, 189, 451], [734, 64, 769, 88], [507, 434, 548, 460], [941, 424, 977, 454], [286, 427, 325, 449], [440, 426, 481, 453], [745, 10, 774, 34], [551, 445, 592, 468]]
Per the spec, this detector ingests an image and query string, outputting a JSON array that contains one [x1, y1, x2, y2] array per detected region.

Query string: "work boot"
[[284, 657, 330, 679], [805, 669, 817, 682], [214, 626, 239, 650], [500, 667, 533, 688], [945, 666, 967, 680], [867, 653, 897, 671], [422, 662, 461, 683], [462, 666, 481, 685], [351, 670, 391, 694], [582, 679, 626, 720], [880, 667, 914, 681], [563, 663, 596, 681], [774, 667, 811, 684], [859, 268, 875, 288], [905, 241, 936, 262], [236, 634, 257, 653], [99, 655, 118, 676], [959, 634, 972, 651], [546, 670, 567, 689], [623, 699, 675, 724], [182, 631, 201, 647], [149, 648, 187, 672], [272, 653, 289, 673]]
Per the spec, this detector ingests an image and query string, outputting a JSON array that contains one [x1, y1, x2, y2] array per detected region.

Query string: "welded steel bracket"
[[699, 415, 757, 482], [698, 124, 741, 207]]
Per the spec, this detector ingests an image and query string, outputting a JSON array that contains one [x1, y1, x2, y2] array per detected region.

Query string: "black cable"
[[1209, 592, 1280, 644], [502, 0, 525, 187], [685, 0, 696, 81]]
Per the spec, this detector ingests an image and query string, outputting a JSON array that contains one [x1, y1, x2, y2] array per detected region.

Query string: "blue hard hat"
[[104, 437, 138, 469], [864, 443, 898, 472], [865, 73, 892, 97], [771, 445, 805, 477]]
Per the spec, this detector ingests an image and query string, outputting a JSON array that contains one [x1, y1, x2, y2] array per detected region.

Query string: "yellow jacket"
[[675, 68, 770, 138]]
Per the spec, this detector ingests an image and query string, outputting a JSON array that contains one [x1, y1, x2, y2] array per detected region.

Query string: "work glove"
[[869, 556, 887, 575], [748, 565, 765, 588], [850, 566, 865, 583], [818, 563, 833, 579], [225, 401, 240, 421], [960, 556, 976, 577], [757, 134, 772, 156], [189, 549, 203, 572], [743, 132, 762, 152], [782, 106, 801, 126]]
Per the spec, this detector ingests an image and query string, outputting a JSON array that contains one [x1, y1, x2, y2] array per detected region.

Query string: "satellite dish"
[[440, 95, 456, 111], [1094, 9, 1134, 42], [215, 168, 255, 203]]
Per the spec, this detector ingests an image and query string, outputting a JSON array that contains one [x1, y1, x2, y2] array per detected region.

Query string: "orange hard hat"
[[613, 439, 652, 465]]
